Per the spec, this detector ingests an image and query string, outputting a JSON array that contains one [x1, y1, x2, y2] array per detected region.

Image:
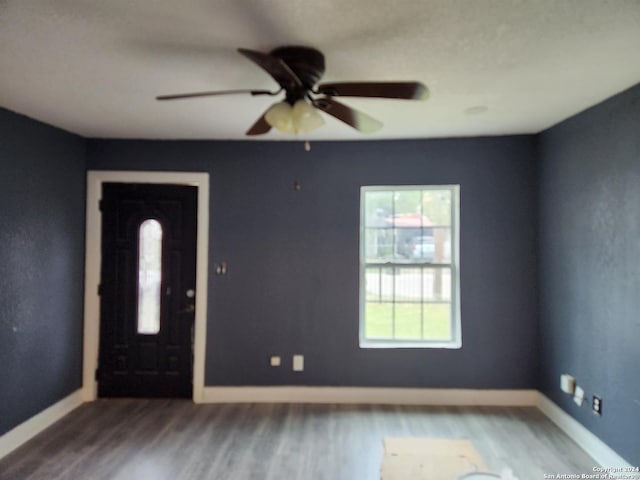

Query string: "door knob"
[[178, 304, 195, 314]]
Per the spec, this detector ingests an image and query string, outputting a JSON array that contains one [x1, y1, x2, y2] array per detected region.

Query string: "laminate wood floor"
[[0, 400, 597, 480]]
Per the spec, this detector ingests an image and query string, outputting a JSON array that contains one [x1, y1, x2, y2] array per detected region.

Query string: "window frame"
[[359, 185, 461, 349]]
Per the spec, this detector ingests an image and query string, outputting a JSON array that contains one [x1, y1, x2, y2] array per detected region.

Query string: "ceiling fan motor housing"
[[270, 46, 325, 102]]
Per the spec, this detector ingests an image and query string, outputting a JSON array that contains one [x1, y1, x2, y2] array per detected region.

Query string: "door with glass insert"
[[98, 183, 197, 397]]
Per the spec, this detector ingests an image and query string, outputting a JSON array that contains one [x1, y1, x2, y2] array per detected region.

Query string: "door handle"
[[178, 304, 195, 314]]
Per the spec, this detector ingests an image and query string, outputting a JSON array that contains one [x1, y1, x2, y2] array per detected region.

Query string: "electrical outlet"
[[592, 395, 602, 416], [270, 355, 281, 367]]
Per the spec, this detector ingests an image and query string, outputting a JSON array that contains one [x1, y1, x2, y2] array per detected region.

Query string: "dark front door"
[[98, 183, 197, 398]]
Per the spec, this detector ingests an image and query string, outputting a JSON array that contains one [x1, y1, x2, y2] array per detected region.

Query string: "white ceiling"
[[1, 0, 639, 141]]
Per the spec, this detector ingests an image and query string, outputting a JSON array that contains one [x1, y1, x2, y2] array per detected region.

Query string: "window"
[[360, 186, 460, 348], [137, 219, 163, 334]]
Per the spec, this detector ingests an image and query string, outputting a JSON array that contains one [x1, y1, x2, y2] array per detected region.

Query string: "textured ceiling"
[[1, 0, 639, 141]]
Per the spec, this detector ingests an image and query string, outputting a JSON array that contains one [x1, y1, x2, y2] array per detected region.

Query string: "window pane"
[[394, 190, 422, 214], [423, 303, 451, 340], [394, 303, 422, 339], [406, 234, 435, 264], [364, 191, 393, 227], [422, 267, 452, 301], [365, 302, 393, 338], [138, 219, 162, 334], [422, 189, 451, 226], [364, 227, 394, 262], [365, 266, 394, 302], [394, 267, 422, 301]]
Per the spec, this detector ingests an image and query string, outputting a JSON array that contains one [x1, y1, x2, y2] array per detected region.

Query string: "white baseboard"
[[202, 386, 539, 406], [536, 393, 631, 468], [0, 389, 84, 460]]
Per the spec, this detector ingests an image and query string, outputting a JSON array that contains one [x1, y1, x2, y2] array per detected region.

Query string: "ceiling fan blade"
[[238, 48, 303, 91], [316, 82, 429, 100], [312, 97, 383, 134], [245, 111, 272, 136], [156, 89, 276, 101]]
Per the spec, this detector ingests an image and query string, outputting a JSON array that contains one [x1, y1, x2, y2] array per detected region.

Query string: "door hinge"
[[97, 284, 103, 296], [98, 198, 104, 211], [95, 368, 100, 381]]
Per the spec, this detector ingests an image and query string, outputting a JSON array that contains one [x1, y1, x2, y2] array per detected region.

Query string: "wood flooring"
[[0, 400, 597, 480]]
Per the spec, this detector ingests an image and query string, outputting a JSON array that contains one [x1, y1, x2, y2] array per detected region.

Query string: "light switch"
[[560, 374, 575, 394]]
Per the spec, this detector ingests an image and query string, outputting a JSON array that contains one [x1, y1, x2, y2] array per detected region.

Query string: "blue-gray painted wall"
[[2, 82, 637, 465], [87, 136, 539, 389], [0, 108, 86, 435], [538, 83, 640, 465]]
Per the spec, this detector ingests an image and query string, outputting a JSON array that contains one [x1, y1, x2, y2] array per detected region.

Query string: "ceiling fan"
[[156, 46, 429, 136]]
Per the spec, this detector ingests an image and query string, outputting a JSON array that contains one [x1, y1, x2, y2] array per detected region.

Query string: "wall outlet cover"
[[293, 354, 304, 372], [573, 386, 584, 406], [592, 395, 602, 416], [270, 356, 281, 367]]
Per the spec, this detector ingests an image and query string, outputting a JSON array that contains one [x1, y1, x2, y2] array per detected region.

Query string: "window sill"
[[359, 339, 462, 349]]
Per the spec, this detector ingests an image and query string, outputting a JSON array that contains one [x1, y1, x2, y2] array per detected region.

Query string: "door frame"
[[82, 171, 210, 402]]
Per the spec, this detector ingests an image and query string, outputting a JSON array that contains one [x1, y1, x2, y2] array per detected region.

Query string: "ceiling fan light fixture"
[[265, 99, 324, 134], [265, 101, 296, 133], [292, 99, 325, 133]]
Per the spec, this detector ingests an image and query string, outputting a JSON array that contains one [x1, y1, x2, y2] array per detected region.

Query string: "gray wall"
[[0, 108, 86, 435], [87, 136, 539, 389], [538, 83, 640, 465]]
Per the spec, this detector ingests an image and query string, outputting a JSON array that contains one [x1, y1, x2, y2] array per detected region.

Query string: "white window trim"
[[359, 185, 461, 349]]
